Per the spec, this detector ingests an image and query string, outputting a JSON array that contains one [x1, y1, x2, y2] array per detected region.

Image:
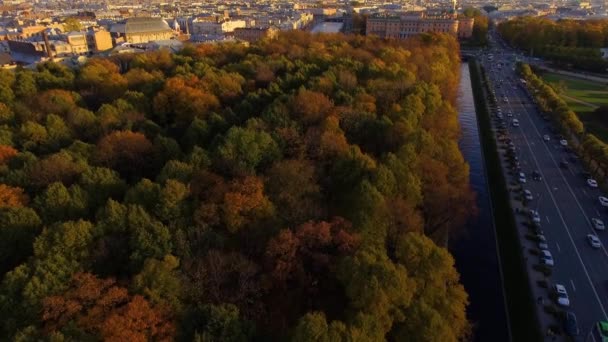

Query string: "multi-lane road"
[[480, 32, 608, 340]]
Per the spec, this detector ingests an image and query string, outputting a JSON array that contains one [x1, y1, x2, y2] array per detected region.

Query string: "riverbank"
[[468, 59, 542, 341]]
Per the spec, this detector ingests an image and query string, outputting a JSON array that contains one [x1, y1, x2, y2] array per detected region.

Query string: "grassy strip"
[[468, 60, 542, 342]]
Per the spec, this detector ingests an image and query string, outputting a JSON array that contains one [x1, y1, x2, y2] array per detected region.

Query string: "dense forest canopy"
[[498, 17, 608, 72], [0, 31, 474, 341]]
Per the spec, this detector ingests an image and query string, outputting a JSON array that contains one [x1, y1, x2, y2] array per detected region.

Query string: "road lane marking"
[[546, 216, 550, 223], [597, 210, 601, 217], [556, 242, 561, 252], [515, 103, 608, 319], [570, 279, 576, 292], [583, 189, 588, 197]]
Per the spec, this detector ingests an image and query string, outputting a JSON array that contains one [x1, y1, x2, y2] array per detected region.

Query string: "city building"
[[110, 17, 176, 44], [65, 32, 89, 54], [86, 29, 113, 52], [366, 12, 474, 39], [233, 27, 278, 42], [192, 17, 247, 35]]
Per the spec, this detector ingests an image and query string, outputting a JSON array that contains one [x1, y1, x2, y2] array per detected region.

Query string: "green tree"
[[127, 205, 173, 269], [33, 182, 89, 222], [62, 17, 83, 32], [216, 126, 280, 176], [391, 233, 470, 341], [0, 207, 42, 275], [132, 254, 182, 310], [189, 304, 254, 342], [79, 167, 126, 209], [13, 69, 37, 100]]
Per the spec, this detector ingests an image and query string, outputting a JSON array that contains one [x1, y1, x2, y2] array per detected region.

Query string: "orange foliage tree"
[[42, 272, 174, 341], [96, 131, 153, 179], [0, 145, 17, 164], [0, 184, 28, 207]]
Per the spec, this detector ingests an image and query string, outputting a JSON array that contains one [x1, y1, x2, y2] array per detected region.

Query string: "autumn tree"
[[96, 131, 153, 179], [28, 152, 87, 188], [390, 232, 470, 341], [152, 76, 220, 126], [264, 159, 322, 225], [0, 184, 28, 207], [291, 89, 334, 125], [0, 145, 17, 164], [77, 59, 128, 106], [41, 272, 175, 341]]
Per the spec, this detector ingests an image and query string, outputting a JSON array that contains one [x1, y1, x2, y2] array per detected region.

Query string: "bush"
[[537, 279, 548, 288]]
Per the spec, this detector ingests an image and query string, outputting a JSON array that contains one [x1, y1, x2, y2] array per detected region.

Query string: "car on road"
[[560, 139, 568, 147], [528, 209, 541, 222], [512, 119, 519, 127], [588, 234, 602, 248], [538, 241, 549, 250], [541, 250, 554, 266], [543, 134, 550, 141], [536, 234, 547, 243], [532, 171, 542, 181], [523, 189, 533, 201], [600, 196, 608, 208], [588, 179, 599, 188], [518, 172, 526, 183], [553, 283, 570, 306], [559, 159, 569, 169], [592, 218, 606, 231], [563, 312, 579, 337]]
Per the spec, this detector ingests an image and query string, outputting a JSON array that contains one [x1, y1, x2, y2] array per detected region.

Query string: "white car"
[[553, 284, 570, 306], [518, 172, 526, 183], [592, 218, 605, 230], [600, 196, 608, 207], [529, 209, 541, 224], [507, 112, 513, 117], [543, 134, 550, 142], [541, 250, 554, 267], [560, 139, 568, 147], [587, 234, 602, 248], [512, 119, 519, 127], [523, 189, 533, 201], [587, 179, 599, 188], [538, 241, 549, 250]]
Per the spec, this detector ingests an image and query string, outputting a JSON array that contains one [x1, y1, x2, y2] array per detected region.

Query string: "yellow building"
[[87, 30, 113, 52], [17, 25, 46, 39], [110, 17, 176, 44], [366, 13, 474, 39], [66, 32, 88, 54]]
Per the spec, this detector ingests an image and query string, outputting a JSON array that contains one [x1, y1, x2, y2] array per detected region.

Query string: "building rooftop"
[[110, 17, 171, 34]]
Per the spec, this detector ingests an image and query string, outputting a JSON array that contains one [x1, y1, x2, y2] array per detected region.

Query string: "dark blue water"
[[451, 63, 510, 342]]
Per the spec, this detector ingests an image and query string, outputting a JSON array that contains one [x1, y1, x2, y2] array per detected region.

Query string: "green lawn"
[[541, 72, 608, 142]]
